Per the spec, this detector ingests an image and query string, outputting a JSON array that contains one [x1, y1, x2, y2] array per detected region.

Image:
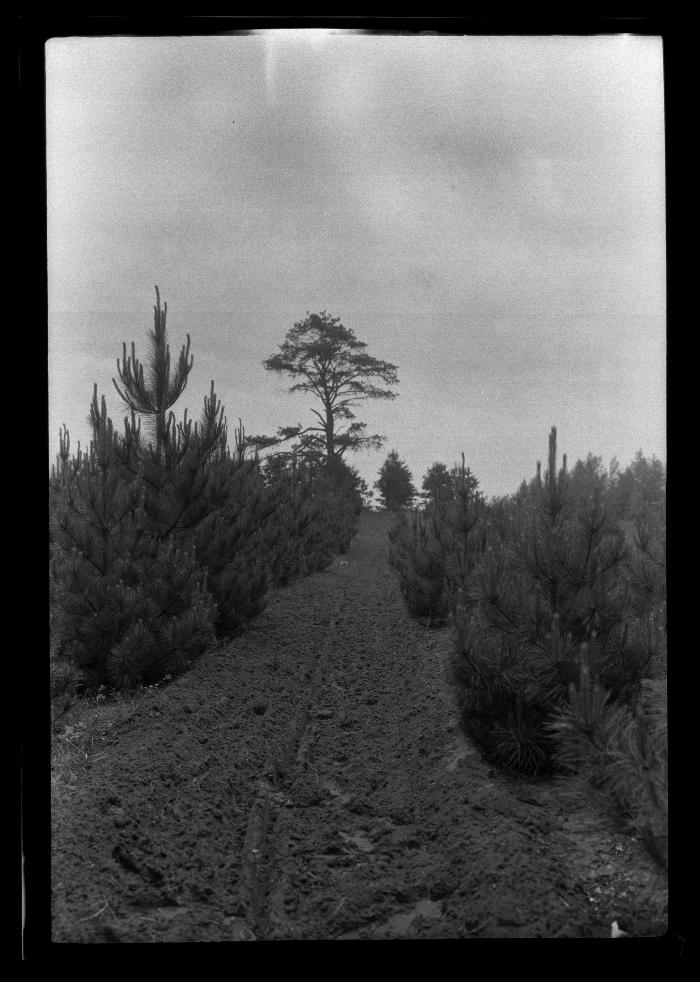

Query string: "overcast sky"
[[47, 32, 665, 498]]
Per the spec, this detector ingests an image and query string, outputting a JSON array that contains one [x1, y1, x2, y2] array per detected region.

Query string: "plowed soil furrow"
[[51, 512, 667, 942]]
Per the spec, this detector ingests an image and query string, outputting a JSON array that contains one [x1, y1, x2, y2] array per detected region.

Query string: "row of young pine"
[[49, 292, 362, 693], [388, 430, 667, 869]]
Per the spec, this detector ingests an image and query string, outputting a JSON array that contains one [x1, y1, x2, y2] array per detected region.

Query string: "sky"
[[47, 31, 666, 499]]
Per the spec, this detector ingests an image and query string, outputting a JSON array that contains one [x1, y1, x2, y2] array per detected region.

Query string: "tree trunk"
[[324, 401, 334, 460]]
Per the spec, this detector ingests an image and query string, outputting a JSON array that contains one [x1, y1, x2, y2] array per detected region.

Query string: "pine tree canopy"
[[111, 287, 227, 468], [259, 311, 399, 462], [375, 449, 417, 511], [421, 462, 455, 507]]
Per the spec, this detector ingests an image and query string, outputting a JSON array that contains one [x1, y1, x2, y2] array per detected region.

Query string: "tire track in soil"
[[234, 593, 345, 929], [51, 512, 667, 942]]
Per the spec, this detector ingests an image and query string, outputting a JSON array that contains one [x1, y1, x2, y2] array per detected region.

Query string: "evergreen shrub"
[[548, 647, 668, 869], [450, 428, 666, 778], [388, 509, 451, 624], [49, 396, 217, 689], [388, 455, 484, 625]]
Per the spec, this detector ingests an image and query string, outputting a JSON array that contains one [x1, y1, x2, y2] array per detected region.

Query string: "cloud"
[[47, 34, 665, 495]]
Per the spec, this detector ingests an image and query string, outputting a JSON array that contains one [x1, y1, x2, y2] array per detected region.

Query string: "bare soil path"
[[51, 511, 667, 942]]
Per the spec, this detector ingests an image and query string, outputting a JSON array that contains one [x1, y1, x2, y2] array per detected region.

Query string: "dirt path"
[[51, 512, 667, 941]]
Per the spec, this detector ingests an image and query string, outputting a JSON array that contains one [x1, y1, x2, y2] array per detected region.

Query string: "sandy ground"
[[50, 511, 667, 942]]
